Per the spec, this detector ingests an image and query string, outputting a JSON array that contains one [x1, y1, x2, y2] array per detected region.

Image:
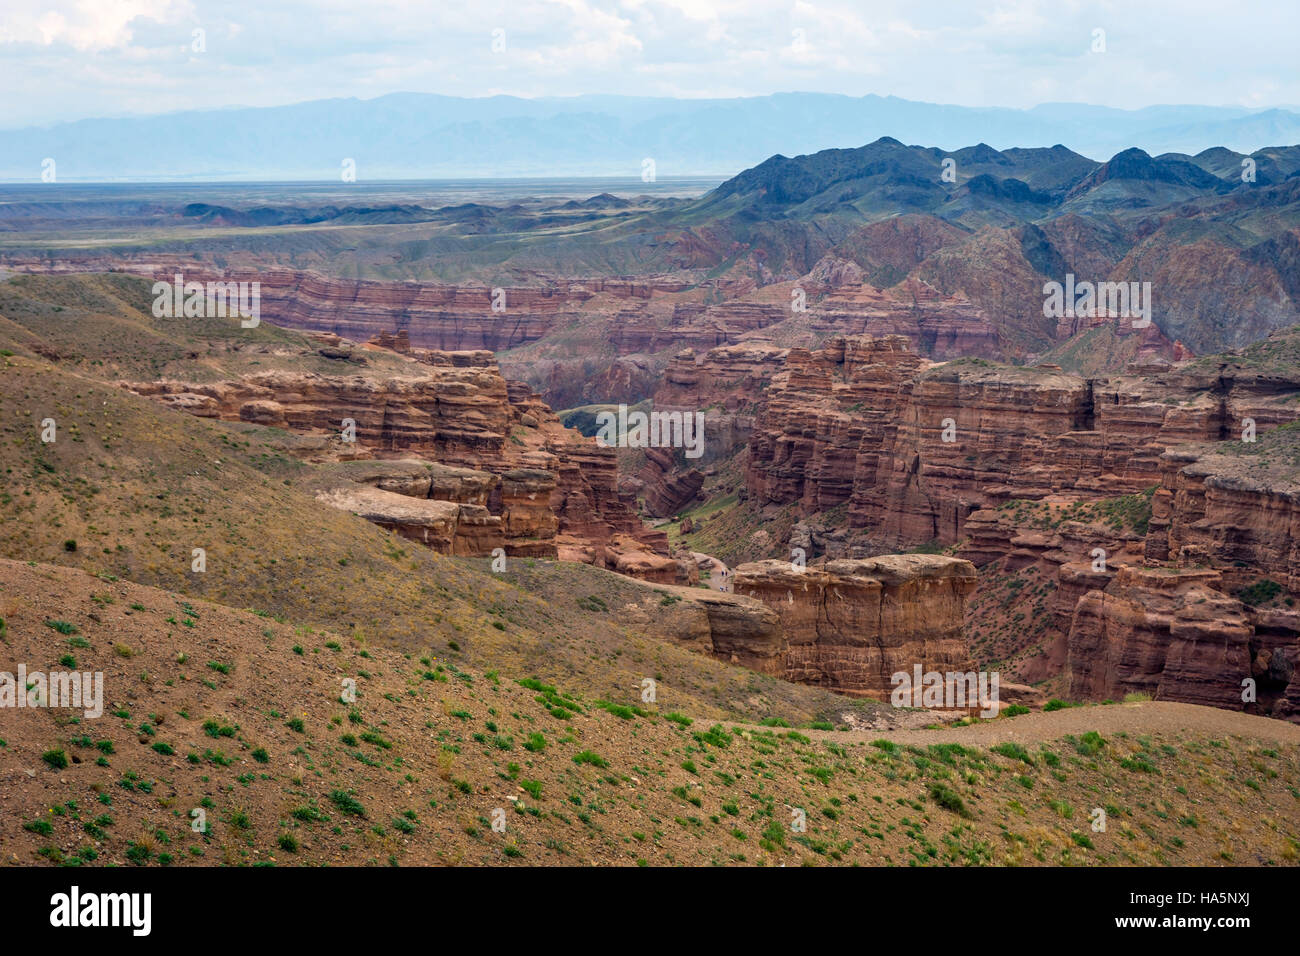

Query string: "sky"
[[1, 0, 1297, 129]]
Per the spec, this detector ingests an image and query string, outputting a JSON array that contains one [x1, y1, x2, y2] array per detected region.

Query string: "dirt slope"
[[3, 560, 1298, 867]]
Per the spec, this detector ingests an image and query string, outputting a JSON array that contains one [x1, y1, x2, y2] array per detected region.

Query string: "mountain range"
[[4, 92, 1300, 181]]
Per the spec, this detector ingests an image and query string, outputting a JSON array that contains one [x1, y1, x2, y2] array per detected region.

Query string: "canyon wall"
[[1146, 445, 1300, 593], [734, 331, 1300, 718], [732, 555, 977, 697], [746, 336, 1300, 551], [806, 278, 1001, 360], [10, 260, 1011, 413], [120, 346, 693, 582], [1066, 567, 1260, 710]]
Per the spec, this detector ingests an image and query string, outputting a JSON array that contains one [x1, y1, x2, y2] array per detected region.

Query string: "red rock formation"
[[746, 336, 1300, 551], [1147, 447, 1300, 592], [607, 302, 786, 354], [960, 504, 1144, 630], [733, 555, 977, 697], [806, 279, 1001, 360], [617, 582, 784, 674], [309, 459, 505, 554], [637, 447, 705, 517], [1067, 567, 1257, 710], [314, 486, 500, 555], [733, 332, 1300, 716], [9, 258, 704, 360], [745, 335, 928, 515], [121, 348, 687, 581]]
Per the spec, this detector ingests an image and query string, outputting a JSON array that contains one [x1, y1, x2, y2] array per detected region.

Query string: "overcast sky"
[[1, 0, 1297, 129]]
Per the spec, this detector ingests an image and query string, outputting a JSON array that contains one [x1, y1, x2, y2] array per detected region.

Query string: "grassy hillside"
[[3, 560, 1298, 867]]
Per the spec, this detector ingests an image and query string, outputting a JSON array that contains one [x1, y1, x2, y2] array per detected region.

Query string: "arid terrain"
[[3, 559, 1298, 867], [3, 137, 1300, 868]]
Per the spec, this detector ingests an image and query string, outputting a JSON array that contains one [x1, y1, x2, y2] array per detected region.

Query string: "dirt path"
[[691, 552, 731, 591], [729, 701, 1300, 747]]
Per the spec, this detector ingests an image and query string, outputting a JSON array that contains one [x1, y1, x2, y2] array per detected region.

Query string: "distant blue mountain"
[[3, 92, 1298, 182]]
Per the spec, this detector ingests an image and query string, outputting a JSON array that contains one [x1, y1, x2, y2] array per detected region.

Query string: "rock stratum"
[[704, 328, 1300, 720], [618, 554, 988, 702], [119, 343, 696, 584], [732, 555, 978, 698]]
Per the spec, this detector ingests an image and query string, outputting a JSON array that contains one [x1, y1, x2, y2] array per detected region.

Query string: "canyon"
[[119, 340, 698, 585], [6, 137, 1300, 726], [0, 253, 1128, 415], [110, 324, 996, 700], [676, 327, 1300, 720], [11, 261, 1299, 720]]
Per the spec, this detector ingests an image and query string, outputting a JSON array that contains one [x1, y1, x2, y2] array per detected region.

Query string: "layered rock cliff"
[[1146, 433, 1300, 593], [732, 555, 978, 698], [1066, 567, 1261, 711], [120, 346, 693, 582], [731, 329, 1300, 717], [746, 333, 1300, 551]]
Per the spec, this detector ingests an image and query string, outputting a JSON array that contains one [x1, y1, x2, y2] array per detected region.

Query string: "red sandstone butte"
[[732, 554, 977, 698]]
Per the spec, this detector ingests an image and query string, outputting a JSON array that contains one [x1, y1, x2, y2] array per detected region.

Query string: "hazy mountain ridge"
[[5, 92, 1300, 181]]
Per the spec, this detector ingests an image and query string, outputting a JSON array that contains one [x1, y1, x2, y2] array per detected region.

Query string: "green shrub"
[[572, 750, 608, 768], [927, 783, 970, 817], [328, 790, 366, 817], [990, 742, 1035, 765], [1238, 579, 1283, 606], [1074, 731, 1105, 757]]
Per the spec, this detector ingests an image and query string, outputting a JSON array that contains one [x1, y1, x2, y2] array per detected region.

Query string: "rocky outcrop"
[[733, 555, 977, 697], [745, 335, 929, 514], [735, 331, 1300, 715], [314, 486, 501, 555], [747, 335, 1300, 551], [1146, 443, 1300, 592], [637, 447, 705, 517], [1067, 567, 1259, 710], [617, 583, 785, 674], [604, 534, 699, 586], [121, 348, 686, 581], [309, 459, 505, 554], [805, 279, 1001, 360], [960, 505, 1145, 624], [33, 261, 705, 353], [614, 553, 978, 695], [609, 302, 787, 354], [1098, 424, 1300, 720]]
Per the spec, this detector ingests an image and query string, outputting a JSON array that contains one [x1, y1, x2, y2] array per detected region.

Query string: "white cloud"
[[0, 0, 187, 51], [0, 0, 1297, 127]]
